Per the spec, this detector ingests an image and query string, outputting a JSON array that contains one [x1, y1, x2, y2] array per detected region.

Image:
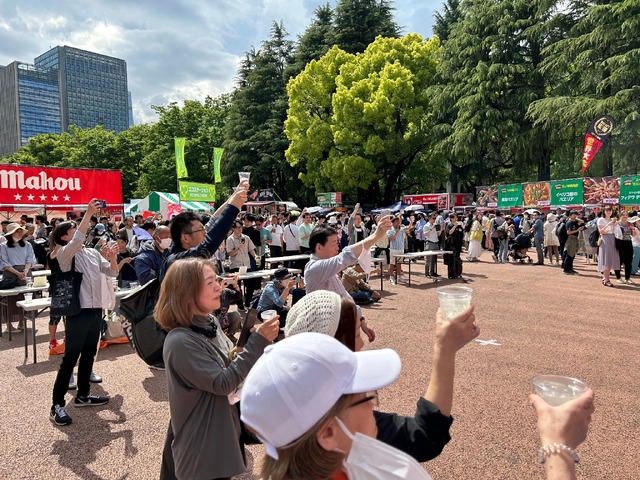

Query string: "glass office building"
[[17, 63, 61, 144], [35, 46, 130, 133], [1, 46, 130, 156]]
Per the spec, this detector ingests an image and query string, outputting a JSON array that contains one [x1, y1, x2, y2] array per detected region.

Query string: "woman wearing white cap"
[[241, 333, 595, 480], [283, 290, 477, 463]]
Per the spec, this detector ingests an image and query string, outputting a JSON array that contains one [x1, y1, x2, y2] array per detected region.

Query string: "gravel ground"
[[1, 254, 638, 479]]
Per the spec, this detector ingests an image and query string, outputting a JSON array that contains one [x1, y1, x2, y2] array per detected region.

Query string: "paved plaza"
[[1, 255, 638, 479]]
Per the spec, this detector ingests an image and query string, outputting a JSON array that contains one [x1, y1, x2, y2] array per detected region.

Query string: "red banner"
[[581, 115, 615, 172], [0, 165, 123, 209]]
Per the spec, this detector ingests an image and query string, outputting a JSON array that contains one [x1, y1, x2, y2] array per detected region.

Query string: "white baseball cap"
[[240, 332, 401, 459]]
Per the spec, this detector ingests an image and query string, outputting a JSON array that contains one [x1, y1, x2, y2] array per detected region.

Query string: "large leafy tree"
[[287, 3, 336, 77], [431, 0, 565, 189], [286, 34, 443, 204], [136, 95, 231, 198], [334, 0, 400, 54], [528, 0, 640, 176], [223, 22, 314, 204]]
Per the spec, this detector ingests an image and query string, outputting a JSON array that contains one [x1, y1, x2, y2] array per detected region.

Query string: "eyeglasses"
[[348, 392, 379, 409], [187, 228, 206, 235]]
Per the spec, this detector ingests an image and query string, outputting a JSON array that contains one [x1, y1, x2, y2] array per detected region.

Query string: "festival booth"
[[0, 165, 123, 220], [475, 176, 640, 212], [403, 193, 474, 211], [129, 192, 214, 219]]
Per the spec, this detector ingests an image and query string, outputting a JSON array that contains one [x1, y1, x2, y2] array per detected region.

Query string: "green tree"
[[137, 95, 231, 198], [433, 0, 462, 43], [334, 0, 400, 54], [224, 22, 314, 204], [287, 3, 336, 76], [431, 0, 564, 189], [286, 34, 442, 204], [528, 0, 640, 176]]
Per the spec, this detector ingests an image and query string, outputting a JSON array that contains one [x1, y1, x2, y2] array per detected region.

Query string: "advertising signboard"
[[0, 165, 123, 208], [550, 179, 583, 207], [497, 184, 522, 208]]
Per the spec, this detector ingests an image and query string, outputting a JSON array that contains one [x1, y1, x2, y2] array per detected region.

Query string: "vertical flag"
[[581, 115, 615, 173], [213, 147, 224, 183], [175, 137, 188, 179]]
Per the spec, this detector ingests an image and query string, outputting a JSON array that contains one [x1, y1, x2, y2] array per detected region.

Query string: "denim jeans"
[[498, 238, 509, 261], [632, 246, 640, 275]]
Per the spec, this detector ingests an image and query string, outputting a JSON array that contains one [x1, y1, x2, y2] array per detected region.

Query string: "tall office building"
[[0, 46, 130, 156], [0, 62, 61, 156]]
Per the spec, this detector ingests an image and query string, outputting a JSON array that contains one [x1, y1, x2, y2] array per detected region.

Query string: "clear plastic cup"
[[238, 172, 251, 184], [532, 375, 588, 406], [261, 310, 277, 321], [23, 293, 33, 302], [435, 286, 473, 321], [130, 282, 140, 290]]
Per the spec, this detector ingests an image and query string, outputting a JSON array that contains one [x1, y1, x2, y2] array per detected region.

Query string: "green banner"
[[497, 184, 522, 208], [175, 137, 188, 179], [179, 181, 216, 202], [550, 179, 583, 206], [619, 175, 640, 206], [213, 147, 223, 183]]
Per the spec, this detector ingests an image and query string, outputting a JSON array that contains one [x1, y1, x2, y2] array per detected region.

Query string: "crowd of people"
[[451, 206, 640, 286], [0, 188, 600, 480]]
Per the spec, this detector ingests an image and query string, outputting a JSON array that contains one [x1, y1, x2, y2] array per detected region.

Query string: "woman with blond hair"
[[155, 257, 279, 480]]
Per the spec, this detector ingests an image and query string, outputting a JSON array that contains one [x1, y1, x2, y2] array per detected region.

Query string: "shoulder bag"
[[50, 256, 83, 317]]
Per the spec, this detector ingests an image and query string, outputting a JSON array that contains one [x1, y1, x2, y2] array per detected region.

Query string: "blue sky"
[[0, 0, 442, 123]]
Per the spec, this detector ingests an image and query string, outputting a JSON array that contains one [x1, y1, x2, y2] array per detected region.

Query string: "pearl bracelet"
[[539, 443, 580, 465]]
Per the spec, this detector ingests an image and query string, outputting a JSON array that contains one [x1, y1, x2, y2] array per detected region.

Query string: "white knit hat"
[[284, 290, 342, 338], [240, 332, 401, 459]]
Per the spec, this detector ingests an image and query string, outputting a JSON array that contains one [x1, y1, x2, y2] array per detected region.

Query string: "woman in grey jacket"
[[155, 257, 279, 480]]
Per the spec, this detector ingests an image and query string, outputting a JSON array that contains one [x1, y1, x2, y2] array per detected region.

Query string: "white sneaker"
[[390, 277, 397, 285]]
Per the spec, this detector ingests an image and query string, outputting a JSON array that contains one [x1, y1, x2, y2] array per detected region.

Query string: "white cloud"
[[0, 0, 438, 125]]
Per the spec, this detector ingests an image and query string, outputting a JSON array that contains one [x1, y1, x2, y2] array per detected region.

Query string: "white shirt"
[[423, 222, 439, 243], [269, 224, 283, 247], [282, 223, 299, 250], [226, 233, 255, 269]]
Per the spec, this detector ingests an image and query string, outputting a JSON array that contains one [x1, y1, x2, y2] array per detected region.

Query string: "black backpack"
[[555, 221, 568, 243], [119, 278, 166, 366], [588, 228, 600, 248]]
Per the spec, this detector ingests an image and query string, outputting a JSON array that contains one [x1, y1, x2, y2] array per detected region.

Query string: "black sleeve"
[[373, 398, 454, 462], [158, 204, 239, 283]]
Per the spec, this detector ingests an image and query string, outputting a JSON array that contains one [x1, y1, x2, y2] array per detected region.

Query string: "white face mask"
[[159, 238, 172, 250], [334, 417, 432, 480]]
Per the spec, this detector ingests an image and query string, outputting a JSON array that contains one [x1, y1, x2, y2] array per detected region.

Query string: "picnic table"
[[0, 284, 50, 341], [264, 254, 310, 266], [16, 287, 135, 364], [393, 250, 453, 286]]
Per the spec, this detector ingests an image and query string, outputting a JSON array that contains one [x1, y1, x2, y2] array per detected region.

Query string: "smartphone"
[[99, 200, 107, 208], [237, 309, 259, 349], [241, 238, 245, 244], [381, 209, 391, 218]]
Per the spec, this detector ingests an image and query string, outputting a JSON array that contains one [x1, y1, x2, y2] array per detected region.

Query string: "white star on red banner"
[[64, 195, 71, 201], [27, 194, 35, 201], [40, 194, 47, 201], [51, 195, 58, 201], [14, 194, 22, 200]]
